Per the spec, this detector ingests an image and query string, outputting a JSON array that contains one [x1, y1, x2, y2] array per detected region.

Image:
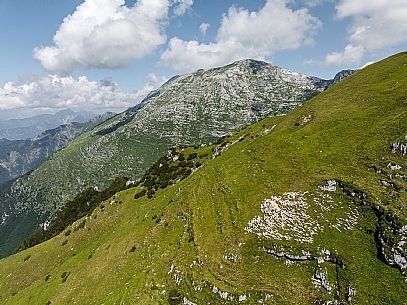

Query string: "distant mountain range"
[[0, 59, 355, 257], [0, 112, 115, 186], [0, 109, 95, 140]]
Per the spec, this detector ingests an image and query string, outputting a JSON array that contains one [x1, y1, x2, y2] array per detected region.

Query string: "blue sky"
[[0, 0, 406, 118]]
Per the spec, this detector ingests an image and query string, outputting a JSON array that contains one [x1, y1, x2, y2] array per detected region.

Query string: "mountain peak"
[[55, 109, 76, 116], [333, 69, 358, 84], [232, 58, 269, 66]]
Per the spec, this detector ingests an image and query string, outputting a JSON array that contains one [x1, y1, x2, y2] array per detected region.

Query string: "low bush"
[[168, 289, 182, 305]]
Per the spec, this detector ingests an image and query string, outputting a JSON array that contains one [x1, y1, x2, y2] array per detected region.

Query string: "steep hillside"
[[0, 112, 115, 186], [0, 53, 405, 305], [0, 59, 345, 257], [0, 109, 94, 141]]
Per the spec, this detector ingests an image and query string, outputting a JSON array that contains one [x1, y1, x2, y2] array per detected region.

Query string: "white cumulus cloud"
[[34, 0, 170, 72], [324, 0, 407, 65], [0, 74, 167, 112], [172, 0, 193, 16], [301, 0, 333, 7], [199, 23, 210, 35], [160, 0, 321, 72], [324, 44, 364, 66]]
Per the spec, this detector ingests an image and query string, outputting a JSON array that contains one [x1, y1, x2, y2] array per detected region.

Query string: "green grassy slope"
[[0, 53, 406, 304]]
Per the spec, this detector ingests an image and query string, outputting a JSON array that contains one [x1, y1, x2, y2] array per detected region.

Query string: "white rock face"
[[125, 180, 135, 186], [320, 180, 337, 192], [391, 142, 407, 155], [312, 269, 333, 293], [394, 254, 407, 269], [246, 186, 359, 243], [246, 192, 319, 243], [387, 163, 402, 171]]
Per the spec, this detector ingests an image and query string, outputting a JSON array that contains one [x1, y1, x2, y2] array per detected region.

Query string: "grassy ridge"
[[0, 52, 406, 304]]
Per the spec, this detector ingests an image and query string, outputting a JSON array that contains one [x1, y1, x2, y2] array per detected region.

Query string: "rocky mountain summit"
[[98, 60, 348, 142], [0, 59, 352, 257], [332, 69, 358, 84]]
